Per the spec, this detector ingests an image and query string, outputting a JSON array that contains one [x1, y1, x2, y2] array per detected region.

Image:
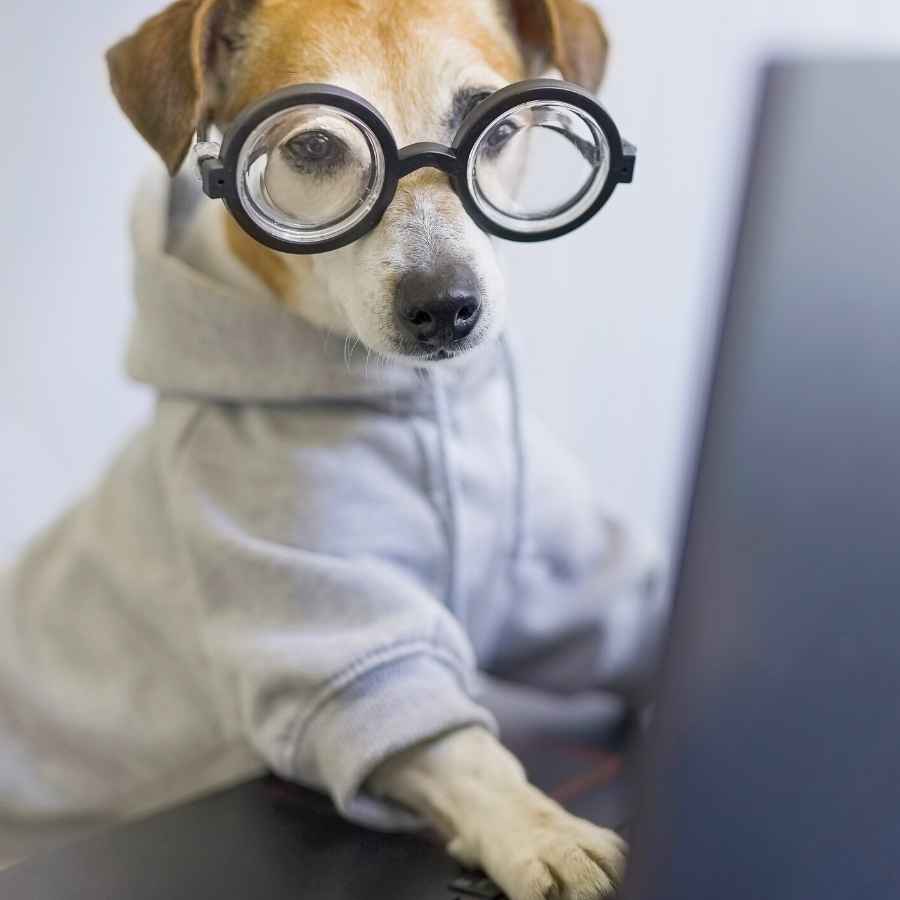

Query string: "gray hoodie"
[[0, 172, 667, 866]]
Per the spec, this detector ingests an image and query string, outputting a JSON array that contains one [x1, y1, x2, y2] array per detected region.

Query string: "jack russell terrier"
[[0, 2, 667, 897]]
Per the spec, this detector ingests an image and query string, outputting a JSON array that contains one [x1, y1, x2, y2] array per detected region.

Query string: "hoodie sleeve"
[[486, 415, 671, 708], [164, 403, 496, 830]]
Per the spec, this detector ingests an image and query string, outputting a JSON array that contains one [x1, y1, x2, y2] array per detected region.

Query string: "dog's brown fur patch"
[[225, 215, 294, 299], [220, 0, 525, 121]]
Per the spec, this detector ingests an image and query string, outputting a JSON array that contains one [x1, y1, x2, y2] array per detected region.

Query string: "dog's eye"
[[282, 131, 346, 171], [483, 121, 520, 154]]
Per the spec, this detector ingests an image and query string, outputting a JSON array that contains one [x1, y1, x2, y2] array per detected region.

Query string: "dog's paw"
[[448, 786, 627, 900]]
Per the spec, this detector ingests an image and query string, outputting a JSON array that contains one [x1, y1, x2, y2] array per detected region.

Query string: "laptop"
[[621, 58, 900, 899], [2, 57, 898, 900]]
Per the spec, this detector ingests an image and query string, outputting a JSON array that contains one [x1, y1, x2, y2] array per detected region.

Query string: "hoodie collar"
[[125, 169, 501, 408]]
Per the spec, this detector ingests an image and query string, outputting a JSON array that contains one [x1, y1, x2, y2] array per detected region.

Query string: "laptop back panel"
[[622, 60, 900, 900]]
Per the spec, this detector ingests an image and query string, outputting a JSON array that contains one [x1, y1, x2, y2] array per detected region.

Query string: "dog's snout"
[[396, 264, 483, 349]]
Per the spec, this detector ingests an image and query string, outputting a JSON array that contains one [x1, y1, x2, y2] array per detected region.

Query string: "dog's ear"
[[106, 0, 254, 175], [509, 0, 609, 93]]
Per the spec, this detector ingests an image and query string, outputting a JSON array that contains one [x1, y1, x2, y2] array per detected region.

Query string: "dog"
[[0, 3, 667, 897]]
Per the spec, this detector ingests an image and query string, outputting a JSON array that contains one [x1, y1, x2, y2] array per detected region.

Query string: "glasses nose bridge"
[[397, 142, 458, 180]]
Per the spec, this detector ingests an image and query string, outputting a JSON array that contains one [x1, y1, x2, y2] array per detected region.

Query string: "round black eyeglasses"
[[194, 79, 636, 254]]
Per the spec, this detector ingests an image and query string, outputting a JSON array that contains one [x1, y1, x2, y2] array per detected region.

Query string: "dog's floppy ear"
[[509, 0, 609, 93], [106, 0, 253, 175]]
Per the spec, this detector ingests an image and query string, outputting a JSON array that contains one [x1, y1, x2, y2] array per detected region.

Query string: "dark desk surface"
[[0, 738, 634, 900]]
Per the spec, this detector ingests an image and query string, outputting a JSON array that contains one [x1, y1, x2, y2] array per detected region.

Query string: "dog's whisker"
[[343, 335, 353, 371]]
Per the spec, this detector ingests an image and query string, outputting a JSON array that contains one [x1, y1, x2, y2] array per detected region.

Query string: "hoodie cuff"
[[287, 649, 497, 832]]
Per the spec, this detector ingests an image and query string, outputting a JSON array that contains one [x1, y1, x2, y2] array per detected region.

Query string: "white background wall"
[[2, 1, 898, 561]]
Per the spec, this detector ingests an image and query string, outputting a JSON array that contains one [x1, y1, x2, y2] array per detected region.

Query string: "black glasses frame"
[[197, 79, 636, 255]]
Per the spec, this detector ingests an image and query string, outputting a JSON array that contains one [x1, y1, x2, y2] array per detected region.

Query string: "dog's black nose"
[[396, 264, 483, 349]]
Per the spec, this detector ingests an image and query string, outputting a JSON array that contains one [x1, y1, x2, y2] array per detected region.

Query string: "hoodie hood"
[[125, 169, 501, 407], [125, 168, 527, 626]]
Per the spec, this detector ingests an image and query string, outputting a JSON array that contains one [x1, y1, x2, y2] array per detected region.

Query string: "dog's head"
[[107, 0, 608, 364]]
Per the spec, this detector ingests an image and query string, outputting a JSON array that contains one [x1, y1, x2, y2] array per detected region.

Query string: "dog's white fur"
[[111, 1, 627, 896]]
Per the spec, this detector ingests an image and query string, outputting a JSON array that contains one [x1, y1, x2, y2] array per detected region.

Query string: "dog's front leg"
[[368, 726, 626, 900]]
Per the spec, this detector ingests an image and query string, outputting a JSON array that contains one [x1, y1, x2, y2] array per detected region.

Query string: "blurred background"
[[2, 1, 898, 561]]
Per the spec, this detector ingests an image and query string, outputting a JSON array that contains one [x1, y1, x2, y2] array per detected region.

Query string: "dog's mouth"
[[418, 347, 459, 362], [391, 334, 486, 366]]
